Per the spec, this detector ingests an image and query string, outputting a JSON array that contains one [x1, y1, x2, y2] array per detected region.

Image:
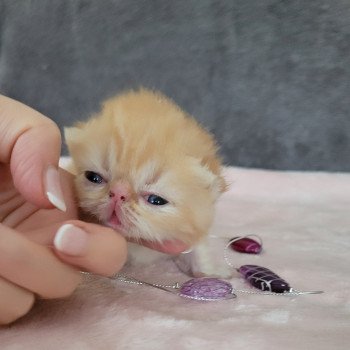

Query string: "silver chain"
[[113, 274, 322, 296], [115, 274, 180, 290]]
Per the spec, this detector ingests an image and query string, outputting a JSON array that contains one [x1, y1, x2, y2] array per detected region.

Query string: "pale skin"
[[0, 95, 188, 325]]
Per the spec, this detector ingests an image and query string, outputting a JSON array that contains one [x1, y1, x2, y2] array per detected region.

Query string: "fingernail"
[[45, 165, 67, 212], [54, 224, 88, 256]]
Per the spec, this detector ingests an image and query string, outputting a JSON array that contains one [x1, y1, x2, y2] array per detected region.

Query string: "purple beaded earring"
[[225, 236, 323, 294], [113, 235, 323, 301]]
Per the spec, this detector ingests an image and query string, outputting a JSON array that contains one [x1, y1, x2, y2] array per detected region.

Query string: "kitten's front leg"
[[174, 237, 233, 278]]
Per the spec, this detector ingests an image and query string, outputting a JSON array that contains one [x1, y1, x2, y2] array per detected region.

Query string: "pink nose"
[[109, 182, 131, 205]]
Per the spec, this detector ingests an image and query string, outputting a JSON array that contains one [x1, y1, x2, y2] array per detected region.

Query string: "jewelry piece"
[[115, 275, 237, 301], [229, 235, 262, 254], [224, 239, 323, 294], [114, 273, 322, 300], [112, 235, 323, 301], [237, 264, 322, 294], [238, 264, 290, 293]]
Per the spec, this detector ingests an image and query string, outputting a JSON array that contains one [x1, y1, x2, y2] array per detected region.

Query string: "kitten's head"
[[65, 89, 226, 246]]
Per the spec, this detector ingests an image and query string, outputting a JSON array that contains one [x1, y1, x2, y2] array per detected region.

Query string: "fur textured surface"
[[65, 89, 226, 245], [1, 166, 349, 350], [65, 89, 227, 276]]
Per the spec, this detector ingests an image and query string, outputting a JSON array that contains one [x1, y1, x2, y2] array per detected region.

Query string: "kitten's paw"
[[192, 264, 233, 279], [173, 250, 233, 279]]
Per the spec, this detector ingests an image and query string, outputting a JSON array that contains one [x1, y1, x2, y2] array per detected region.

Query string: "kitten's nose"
[[109, 181, 131, 205]]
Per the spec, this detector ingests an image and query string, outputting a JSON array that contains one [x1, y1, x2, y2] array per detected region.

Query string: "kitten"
[[65, 89, 230, 277]]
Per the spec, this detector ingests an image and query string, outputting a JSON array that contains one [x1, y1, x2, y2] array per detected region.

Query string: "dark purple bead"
[[179, 278, 235, 301], [230, 237, 262, 254], [238, 265, 290, 293]]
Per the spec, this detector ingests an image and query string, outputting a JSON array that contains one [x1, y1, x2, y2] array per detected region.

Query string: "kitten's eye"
[[84, 171, 104, 184], [146, 194, 168, 206]]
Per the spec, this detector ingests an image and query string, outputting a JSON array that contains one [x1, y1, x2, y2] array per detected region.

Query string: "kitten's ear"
[[200, 156, 228, 195], [207, 171, 227, 199], [189, 157, 227, 200], [64, 124, 85, 150]]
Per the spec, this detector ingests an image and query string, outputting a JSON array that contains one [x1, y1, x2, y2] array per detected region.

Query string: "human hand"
[[0, 95, 127, 325]]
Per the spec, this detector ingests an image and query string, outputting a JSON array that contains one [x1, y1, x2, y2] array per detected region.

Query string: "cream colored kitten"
[[65, 89, 230, 277]]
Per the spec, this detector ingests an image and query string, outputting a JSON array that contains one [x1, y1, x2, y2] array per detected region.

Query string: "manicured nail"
[[54, 224, 88, 256], [45, 165, 67, 212]]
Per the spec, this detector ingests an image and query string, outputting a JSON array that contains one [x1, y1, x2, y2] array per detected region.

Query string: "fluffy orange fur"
[[65, 89, 226, 245]]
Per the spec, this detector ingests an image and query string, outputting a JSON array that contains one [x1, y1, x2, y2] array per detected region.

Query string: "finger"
[[0, 276, 35, 325], [15, 169, 77, 236], [0, 95, 65, 210], [130, 238, 190, 255], [53, 221, 127, 277], [0, 224, 81, 299]]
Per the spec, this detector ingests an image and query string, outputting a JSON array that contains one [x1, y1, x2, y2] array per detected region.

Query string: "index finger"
[[0, 95, 62, 209]]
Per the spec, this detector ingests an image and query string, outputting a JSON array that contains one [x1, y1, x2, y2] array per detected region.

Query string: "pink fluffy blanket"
[[1, 167, 349, 350]]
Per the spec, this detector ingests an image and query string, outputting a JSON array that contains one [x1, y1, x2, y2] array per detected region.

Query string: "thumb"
[[53, 221, 128, 277], [0, 95, 65, 210]]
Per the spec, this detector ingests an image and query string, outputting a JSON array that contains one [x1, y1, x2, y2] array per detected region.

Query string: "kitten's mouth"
[[107, 211, 122, 229]]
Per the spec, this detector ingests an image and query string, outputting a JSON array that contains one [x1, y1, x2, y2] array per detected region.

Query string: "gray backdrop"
[[0, 0, 349, 171]]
